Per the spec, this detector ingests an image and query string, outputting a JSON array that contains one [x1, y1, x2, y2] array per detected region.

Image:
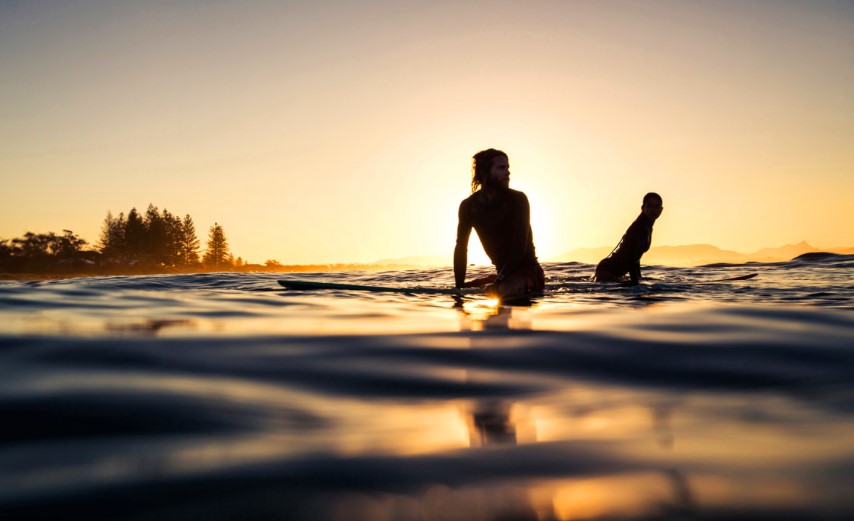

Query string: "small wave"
[[1, 263, 853, 520], [793, 252, 849, 261]]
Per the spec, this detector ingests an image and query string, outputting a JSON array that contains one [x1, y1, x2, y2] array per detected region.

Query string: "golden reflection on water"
[[548, 474, 685, 520], [324, 401, 470, 457], [457, 298, 533, 332], [443, 301, 853, 519], [326, 484, 552, 521], [8, 289, 852, 519]]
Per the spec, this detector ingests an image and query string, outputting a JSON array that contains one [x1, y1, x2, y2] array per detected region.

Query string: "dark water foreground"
[[1, 256, 853, 520]]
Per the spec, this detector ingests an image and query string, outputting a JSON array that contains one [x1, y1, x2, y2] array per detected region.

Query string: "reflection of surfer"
[[651, 406, 697, 516], [652, 405, 675, 449], [458, 304, 533, 446], [440, 305, 547, 519], [453, 295, 534, 331], [659, 469, 696, 517], [452, 297, 546, 520], [466, 398, 541, 521], [469, 399, 516, 446]]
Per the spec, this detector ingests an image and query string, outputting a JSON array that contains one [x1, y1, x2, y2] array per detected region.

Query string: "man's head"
[[641, 192, 663, 221], [471, 149, 509, 193]]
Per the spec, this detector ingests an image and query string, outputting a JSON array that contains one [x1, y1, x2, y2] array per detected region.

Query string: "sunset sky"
[[2, 0, 852, 265]]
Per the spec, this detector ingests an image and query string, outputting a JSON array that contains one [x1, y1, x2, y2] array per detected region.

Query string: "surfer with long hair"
[[454, 149, 544, 301]]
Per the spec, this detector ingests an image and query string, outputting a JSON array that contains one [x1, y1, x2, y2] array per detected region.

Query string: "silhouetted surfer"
[[454, 149, 544, 301], [594, 192, 663, 284]]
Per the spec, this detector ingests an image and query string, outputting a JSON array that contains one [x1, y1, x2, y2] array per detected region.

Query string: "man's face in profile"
[[642, 198, 663, 221], [486, 155, 510, 190]]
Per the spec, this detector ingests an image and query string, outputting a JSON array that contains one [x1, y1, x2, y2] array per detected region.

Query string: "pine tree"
[[0, 239, 13, 271], [144, 204, 168, 266], [179, 214, 201, 266], [203, 223, 231, 269], [98, 211, 126, 260], [124, 208, 146, 260], [161, 209, 182, 267]]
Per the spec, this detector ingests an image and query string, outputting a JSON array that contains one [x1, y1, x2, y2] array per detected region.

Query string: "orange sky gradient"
[[2, 1, 852, 265]]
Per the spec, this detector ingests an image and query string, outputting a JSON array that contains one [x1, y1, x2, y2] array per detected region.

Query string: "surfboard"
[[278, 279, 479, 295], [278, 273, 758, 295], [699, 273, 758, 283], [620, 273, 759, 286]]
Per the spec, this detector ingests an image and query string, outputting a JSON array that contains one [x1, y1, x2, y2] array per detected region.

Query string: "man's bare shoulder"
[[507, 188, 530, 206], [459, 191, 485, 209], [508, 188, 527, 198]]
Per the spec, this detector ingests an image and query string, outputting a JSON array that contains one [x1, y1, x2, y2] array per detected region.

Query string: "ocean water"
[[1, 254, 853, 520]]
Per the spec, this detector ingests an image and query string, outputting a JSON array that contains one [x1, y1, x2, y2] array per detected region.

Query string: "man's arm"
[[624, 220, 646, 284], [629, 261, 641, 284], [453, 201, 472, 288]]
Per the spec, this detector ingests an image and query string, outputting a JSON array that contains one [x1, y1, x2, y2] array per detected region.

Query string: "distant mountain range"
[[554, 241, 854, 267], [374, 241, 854, 268]]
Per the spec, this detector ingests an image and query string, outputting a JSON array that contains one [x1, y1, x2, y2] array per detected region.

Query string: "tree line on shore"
[[0, 204, 240, 275]]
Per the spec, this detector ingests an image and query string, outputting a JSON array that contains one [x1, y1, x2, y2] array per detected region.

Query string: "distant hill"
[[552, 241, 853, 267], [551, 244, 747, 266], [645, 244, 749, 266], [548, 247, 613, 265], [747, 241, 824, 262], [374, 241, 853, 268]]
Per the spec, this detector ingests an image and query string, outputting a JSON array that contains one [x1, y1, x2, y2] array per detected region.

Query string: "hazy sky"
[[2, 0, 852, 264]]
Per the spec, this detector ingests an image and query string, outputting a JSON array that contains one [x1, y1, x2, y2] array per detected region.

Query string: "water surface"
[[1, 255, 853, 520]]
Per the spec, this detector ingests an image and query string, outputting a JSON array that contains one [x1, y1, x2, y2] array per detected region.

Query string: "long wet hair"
[[471, 148, 508, 193]]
